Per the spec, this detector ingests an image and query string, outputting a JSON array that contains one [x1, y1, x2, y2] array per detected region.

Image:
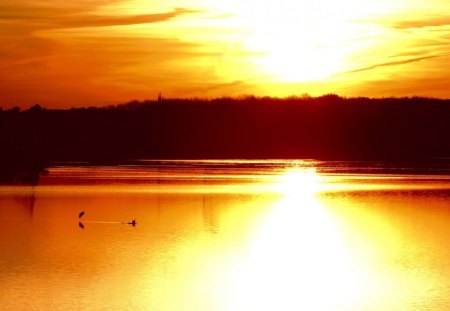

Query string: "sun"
[[210, 0, 390, 82]]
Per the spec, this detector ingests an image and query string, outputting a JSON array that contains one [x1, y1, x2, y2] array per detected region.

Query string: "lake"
[[1, 160, 450, 310]]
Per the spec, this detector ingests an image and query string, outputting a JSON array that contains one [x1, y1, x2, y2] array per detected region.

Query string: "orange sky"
[[2, 0, 450, 108]]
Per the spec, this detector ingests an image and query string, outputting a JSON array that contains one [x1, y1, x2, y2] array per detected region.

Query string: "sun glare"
[[209, 0, 392, 82], [273, 167, 321, 196], [224, 175, 366, 310]]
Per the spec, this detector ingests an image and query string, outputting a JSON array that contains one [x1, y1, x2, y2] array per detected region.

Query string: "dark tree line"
[[1, 94, 450, 182]]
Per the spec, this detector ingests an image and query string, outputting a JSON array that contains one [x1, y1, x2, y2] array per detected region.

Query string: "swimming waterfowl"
[[127, 219, 137, 226]]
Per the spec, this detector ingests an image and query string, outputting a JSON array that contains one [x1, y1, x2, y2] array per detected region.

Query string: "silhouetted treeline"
[[2, 94, 450, 180]]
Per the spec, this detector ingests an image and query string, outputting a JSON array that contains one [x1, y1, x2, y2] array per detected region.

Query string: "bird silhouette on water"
[[78, 211, 85, 230], [77, 210, 136, 228], [127, 219, 137, 227]]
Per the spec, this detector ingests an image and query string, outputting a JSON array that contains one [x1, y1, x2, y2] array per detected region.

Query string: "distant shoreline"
[[3, 94, 450, 111], [2, 94, 450, 184]]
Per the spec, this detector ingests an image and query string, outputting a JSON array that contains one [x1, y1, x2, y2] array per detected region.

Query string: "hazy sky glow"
[[2, 0, 450, 107]]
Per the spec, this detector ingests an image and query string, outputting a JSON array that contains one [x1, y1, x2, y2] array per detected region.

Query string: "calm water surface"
[[1, 160, 450, 310]]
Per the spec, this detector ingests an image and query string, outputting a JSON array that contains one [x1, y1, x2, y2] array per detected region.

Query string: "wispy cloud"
[[336, 54, 447, 76], [58, 8, 196, 28], [0, 1, 207, 107], [0, 3, 196, 30], [393, 17, 450, 29], [173, 80, 247, 97], [0, 1, 123, 20]]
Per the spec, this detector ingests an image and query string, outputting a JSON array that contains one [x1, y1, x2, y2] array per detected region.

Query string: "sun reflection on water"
[[273, 167, 321, 196], [224, 168, 367, 310]]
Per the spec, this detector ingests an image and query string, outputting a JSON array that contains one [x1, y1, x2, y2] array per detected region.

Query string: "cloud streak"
[[393, 17, 450, 29], [0, 4, 196, 30], [0, 1, 209, 106], [335, 54, 447, 77], [57, 8, 196, 28]]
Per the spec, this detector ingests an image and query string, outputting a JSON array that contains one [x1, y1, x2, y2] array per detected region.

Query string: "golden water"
[[1, 161, 450, 310]]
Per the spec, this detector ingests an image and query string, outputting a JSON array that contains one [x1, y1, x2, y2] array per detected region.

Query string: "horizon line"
[[3, 93, 450, 111]]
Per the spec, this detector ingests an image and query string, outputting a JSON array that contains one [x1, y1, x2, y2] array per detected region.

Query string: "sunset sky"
[[2, 0, 450, 108]]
